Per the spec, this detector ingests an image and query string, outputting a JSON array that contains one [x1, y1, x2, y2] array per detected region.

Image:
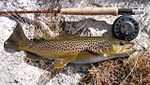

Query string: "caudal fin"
[[4, 23, 29, 52]]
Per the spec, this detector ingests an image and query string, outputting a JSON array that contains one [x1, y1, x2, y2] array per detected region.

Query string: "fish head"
[[110, 39, 134, 54]]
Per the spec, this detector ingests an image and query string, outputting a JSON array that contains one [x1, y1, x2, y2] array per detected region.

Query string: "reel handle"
[[61, 7, 118, 15]]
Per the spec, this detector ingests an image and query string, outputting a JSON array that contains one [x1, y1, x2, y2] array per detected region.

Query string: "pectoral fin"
[[54, 59, 70, 68], [76, 49, 99, 59], [86, 48, 105, 57], [103, 53, 110, 57]]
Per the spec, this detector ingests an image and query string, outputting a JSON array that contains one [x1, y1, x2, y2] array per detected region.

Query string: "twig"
[[72, 21, 87, 35]]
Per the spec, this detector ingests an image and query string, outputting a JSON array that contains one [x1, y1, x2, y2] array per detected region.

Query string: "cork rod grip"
[[60, 7, 118, 15]]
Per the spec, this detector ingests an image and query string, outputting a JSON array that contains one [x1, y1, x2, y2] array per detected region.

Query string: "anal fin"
[[54, 59, 70, 68]]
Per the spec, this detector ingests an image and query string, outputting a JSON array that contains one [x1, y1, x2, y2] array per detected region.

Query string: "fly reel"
[[112, 16, 139, 41]]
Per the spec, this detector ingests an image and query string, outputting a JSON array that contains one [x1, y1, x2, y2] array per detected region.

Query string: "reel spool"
[[112, 16, 139, 41]]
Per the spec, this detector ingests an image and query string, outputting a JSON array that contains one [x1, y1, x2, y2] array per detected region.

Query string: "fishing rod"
[[0, 7, 144, 41], [0, 7, 144, 15]]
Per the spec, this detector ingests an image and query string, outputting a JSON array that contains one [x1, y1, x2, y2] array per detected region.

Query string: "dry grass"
[[80, 49, 150, 85]]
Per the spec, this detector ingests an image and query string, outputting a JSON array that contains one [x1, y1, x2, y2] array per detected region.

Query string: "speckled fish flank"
[[4, 23, 134, 68]]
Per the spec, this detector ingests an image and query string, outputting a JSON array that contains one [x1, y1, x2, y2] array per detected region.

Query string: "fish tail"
[[4, 23, 29, 52]]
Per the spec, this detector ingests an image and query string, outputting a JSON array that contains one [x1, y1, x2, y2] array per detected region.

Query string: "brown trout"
[[4, 23, 134, 68]]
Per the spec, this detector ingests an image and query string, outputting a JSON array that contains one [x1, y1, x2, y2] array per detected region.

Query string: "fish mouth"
[[117, 43, 134, 54], [126, 43, 134, 49], [123, 42, 134, 49]]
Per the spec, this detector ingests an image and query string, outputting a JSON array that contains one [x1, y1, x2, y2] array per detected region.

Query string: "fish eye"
[[119, 41, 125, 46]]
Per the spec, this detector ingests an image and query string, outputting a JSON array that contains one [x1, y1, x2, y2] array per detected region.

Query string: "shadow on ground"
[[61, 18, 113, 36]]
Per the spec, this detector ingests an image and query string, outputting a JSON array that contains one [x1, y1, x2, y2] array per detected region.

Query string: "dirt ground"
[[0, 0, 149, 85]]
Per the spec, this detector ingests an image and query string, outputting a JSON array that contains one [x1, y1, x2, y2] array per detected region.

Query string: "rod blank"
[[0, 9, 60, 14]]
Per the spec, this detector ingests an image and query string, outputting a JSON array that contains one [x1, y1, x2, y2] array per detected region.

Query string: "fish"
[[4, 23, 134, 68]]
